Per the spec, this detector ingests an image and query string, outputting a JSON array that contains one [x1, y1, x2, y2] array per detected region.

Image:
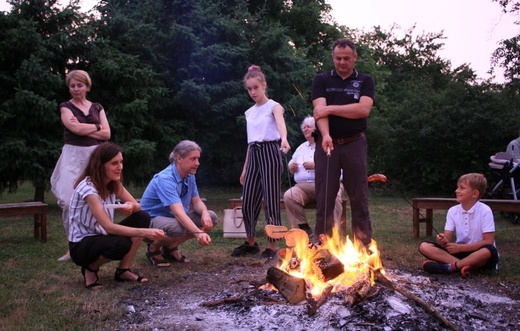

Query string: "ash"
[[118, 264, 520, 331]]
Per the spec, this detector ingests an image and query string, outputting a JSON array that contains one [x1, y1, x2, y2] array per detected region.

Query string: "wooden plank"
[[412, 198, 520, 237], [0, 202, 48, 242]]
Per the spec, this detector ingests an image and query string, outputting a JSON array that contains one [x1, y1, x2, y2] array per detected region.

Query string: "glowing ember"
[[276, 227, 384, 297]]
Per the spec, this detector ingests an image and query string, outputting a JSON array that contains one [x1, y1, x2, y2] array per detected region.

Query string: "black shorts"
[[423, 241, 500, 270], [69, 210, 150, 267]]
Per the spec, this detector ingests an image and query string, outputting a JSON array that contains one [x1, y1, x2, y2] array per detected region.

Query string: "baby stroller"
[[488, 152, 520, 224]]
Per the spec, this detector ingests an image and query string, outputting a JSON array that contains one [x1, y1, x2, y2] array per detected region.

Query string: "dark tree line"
[[0, 0, 518, 201]]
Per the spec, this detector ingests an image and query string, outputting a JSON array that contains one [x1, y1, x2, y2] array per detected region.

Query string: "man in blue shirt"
[[140, 140, 218, 267]]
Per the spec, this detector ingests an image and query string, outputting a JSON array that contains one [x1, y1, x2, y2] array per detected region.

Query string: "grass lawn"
[[1, 183, 519, 330]]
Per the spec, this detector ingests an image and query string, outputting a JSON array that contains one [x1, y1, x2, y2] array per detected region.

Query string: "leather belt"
[[332, 132, 365, 145]]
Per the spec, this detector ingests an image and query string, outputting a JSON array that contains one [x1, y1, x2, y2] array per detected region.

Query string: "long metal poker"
[[283, 148, 296, 227], [322, 146, 331, 241]]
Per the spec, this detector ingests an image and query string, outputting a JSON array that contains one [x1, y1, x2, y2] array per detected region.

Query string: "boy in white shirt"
[[418, 173, 500, 278]]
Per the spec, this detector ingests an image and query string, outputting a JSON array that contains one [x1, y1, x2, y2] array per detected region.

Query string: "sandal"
[[81, 266, 102, 289], [114, 268, 147, 283], [161, 246, 189, 263], [146, 248, 171, 268]]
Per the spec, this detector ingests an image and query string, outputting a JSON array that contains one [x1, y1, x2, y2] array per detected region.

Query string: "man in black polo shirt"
[[311, 38, 375, 247]]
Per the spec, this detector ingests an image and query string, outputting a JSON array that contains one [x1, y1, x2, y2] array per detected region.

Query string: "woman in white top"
[[68, 142, 165, 289], [231, 65, 290, 260]]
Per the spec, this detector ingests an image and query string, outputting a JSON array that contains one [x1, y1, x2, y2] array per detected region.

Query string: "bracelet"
[[95, 123, 101, 131]]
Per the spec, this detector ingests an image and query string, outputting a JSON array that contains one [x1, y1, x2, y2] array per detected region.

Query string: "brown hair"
[[458, 173, 487, 199], [331, 38, 357, 54], [75, 142, 123, 199], [243, 65, 266, 85]]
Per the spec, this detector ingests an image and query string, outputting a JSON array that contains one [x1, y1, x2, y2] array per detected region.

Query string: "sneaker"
[[422, 260, 453, 274], [461, 265, 477, 278], [231, 241, 260, 257], [260, 248, 277, 260]]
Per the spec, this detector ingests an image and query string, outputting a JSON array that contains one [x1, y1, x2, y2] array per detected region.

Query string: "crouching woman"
[[68, 142, 165, 289]]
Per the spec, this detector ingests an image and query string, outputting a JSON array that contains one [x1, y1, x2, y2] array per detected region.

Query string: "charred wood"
[[311, 248, 345, 282], [266, 267, 307, 304], [344, 274, 372, 307], [306, 281, 333, 316]]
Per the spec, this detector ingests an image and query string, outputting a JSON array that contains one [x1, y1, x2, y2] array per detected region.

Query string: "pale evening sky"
[[1, 0, 517, 82]]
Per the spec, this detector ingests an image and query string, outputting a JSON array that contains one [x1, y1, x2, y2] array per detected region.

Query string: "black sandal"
[[146, 246, 171, 268], [81, 266, 102, 289], [114, 268, 147, 283], [161, 246, 188, 263]]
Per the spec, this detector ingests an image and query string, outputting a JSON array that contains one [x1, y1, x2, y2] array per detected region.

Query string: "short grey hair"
[[169, 140, 202, 163], [301, 115, 315, 130]]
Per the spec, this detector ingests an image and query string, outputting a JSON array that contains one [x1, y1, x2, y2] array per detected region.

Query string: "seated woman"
[[68, 142, 165, 289]]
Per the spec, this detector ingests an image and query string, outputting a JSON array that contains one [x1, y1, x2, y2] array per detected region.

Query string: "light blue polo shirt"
[[140, 164, 198, 218]]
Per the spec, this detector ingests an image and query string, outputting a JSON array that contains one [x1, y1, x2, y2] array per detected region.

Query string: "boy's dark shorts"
[[428, 242, 500, 270]]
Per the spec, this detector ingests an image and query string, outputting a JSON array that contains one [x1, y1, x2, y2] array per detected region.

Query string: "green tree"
[[0, 0, 90, 201], [491, 0, 519, 91], [357, 26, 515, 194]]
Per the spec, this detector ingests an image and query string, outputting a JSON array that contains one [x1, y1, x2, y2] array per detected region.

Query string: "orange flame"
[[277, 227, 384, 296]]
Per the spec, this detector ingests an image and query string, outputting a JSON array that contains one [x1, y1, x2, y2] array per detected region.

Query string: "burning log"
[[311, 248, 344, 282], [373, 269, 460, 331], [266, 267, 307, 304], [306, 281, 333, 316], [343, 272, 372, 307]]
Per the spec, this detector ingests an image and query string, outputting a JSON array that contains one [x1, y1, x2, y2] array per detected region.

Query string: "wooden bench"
[[0, 202, 48, 242], [229, 198, 348, 224], [412, 198, 520, 237]]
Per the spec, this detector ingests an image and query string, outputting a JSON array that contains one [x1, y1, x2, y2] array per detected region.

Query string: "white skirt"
[[50, 144, 98, 231]]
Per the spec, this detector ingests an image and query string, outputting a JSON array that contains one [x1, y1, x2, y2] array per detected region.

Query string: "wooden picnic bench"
[[412, 198, 520, 237], [0, 202, 48, 242], [229, 198, 348, 224]]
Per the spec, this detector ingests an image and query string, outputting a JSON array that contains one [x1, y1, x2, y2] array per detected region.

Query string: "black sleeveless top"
[[61, 101, 104, 146]]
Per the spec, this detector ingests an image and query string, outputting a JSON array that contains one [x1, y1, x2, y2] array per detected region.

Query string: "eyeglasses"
[[180, 180, 188, 198]]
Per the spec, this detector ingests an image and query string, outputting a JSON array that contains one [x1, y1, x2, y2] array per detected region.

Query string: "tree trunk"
[[34, 185, 45, 202]]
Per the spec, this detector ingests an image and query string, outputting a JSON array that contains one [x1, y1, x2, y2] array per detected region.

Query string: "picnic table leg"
[[412, 202, 420, 238], [425, 209, 433, 237], [34, 213, 40, 240], [41, 208, 47, 242]]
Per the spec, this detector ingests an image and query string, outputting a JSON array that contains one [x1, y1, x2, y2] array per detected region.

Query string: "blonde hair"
[[458, 173, 487, 199], [66, 70, 92, 88]]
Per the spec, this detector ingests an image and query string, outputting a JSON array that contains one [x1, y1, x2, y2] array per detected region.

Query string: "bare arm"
[[313, 97, 331, 153], [313, 95, 373, 121], [240, 145, 250, 185], [85, 194, 165, 240], [114, 185, 142, 216], [60, 107, 111, 140], [444, 232, 495, 254], [170, 202, 212, 245], [272, 104, 290, 152], [191, 196, 214, 232]]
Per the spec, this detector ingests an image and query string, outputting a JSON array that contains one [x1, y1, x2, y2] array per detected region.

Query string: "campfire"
[[263, 226, 459, 330], [264, 227, 382, 308]]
